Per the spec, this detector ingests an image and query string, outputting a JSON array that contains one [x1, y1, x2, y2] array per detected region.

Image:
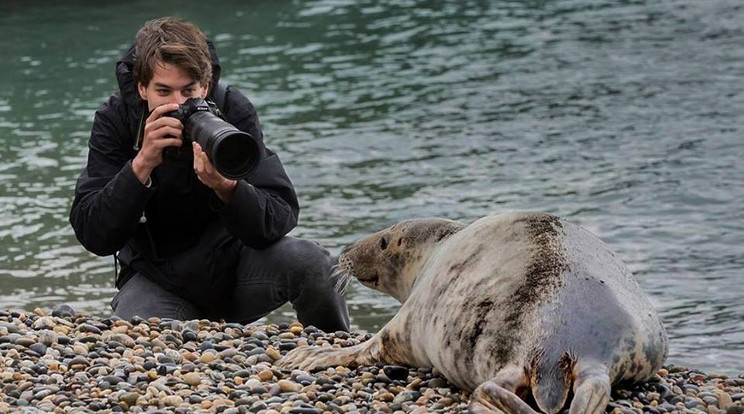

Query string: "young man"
[[69, 17, 349, 332]]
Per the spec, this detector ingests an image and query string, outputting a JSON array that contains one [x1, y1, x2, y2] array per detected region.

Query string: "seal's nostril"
[[379, 237, 388, 251]]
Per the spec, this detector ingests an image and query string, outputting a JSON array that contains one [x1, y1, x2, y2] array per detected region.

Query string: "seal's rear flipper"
[[568, 362, 610, 414], [530, 351, 572, 414], [469, 366, 538, 414]]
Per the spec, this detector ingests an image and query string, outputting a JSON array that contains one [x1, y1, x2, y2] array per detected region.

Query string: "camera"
[[163, 98, 260, 179]]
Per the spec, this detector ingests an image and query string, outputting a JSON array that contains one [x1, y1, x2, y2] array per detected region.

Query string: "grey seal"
[[278, 212, 668, 414]]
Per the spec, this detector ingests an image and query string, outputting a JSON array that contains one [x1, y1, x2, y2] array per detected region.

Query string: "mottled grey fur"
[[278, 212, 668, 414]]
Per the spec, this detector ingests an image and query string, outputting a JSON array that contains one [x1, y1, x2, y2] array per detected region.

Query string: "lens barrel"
[[185, 111, 260, 179]]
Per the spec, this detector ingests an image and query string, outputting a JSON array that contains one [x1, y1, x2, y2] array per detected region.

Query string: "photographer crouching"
[[69, 17, 350, 332]]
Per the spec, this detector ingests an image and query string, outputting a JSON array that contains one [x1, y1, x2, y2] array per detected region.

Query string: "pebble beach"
[[0, 307, 742, 414]]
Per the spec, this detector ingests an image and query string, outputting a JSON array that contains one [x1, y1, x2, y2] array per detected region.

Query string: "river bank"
[[0, 308, 742, 414]]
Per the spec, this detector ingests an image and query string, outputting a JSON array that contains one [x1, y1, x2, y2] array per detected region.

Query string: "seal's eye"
[[379, 237, 388, 251]]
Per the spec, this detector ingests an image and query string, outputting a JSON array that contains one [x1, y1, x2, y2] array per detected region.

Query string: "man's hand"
[[131, 103, 183, 184], [193, 141, 238, 203]]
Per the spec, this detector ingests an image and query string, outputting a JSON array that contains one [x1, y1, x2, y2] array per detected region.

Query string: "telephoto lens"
[[164, 98, 261, 179], [185, 111, 261, 179]]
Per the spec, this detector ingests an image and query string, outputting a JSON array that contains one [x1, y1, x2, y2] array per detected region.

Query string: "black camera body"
[[163, 98, 260, 179], [164, 96, 215, 123]]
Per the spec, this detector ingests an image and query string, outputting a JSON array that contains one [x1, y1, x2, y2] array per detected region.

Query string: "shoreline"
[[0, 309, 742, 413]]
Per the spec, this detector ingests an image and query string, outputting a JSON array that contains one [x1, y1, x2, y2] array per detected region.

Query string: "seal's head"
[[334, 218, 464, 302]]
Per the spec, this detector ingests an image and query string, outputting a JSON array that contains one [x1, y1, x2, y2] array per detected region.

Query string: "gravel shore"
[[0, 308, 742, 414]]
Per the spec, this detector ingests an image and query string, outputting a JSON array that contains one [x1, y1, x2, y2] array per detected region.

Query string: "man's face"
[[137, 62, 209, 112]]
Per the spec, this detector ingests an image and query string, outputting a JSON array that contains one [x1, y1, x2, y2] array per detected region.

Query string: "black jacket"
[[70, 43, 299, 289]]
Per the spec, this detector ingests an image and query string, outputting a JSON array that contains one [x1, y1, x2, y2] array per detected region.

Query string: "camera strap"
[[212, 80, 229, 114], [133, 101, 147, 151]]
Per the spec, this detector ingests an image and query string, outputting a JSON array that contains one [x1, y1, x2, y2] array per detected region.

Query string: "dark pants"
[[111, 236, 350, 333]]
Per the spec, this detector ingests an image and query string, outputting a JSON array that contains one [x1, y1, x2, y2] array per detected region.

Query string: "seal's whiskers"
[[331, 260, 353, 295]]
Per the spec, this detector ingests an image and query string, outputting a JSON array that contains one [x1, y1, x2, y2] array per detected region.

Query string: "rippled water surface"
[[0, 0, 742, 374]]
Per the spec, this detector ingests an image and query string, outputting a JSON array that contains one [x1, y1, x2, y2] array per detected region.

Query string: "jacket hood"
[[115, 40, 223, 108]]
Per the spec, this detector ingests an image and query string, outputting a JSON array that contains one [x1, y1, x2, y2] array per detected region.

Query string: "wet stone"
[[248, 347, 266, 356], [78, 323, 102, 335], [644, 405, 660, 414], [685, 399, 703, 409], [667, 395, 684, 404], [221, 347, 238, 359], [393, 390, 421, 404], [251, 332, 269, 341], [428, 377, 449, 388], [119, 392, 139, 407], [182, 330, 198, 342], [233, 369, 253, 378], [383, 365, 409, 381], [296, 374, 316, 385], [704, 396, 720, 406], [289, 408, 322, 414], [51, 304, 76, 318], [157, 355, 176, 365], [14, 337, 35, 348]]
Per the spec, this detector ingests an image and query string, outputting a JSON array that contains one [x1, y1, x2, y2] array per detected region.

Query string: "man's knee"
[[269, 237, 335, 282], [241, 237, 349, 332], [112, 274, 202, 321]]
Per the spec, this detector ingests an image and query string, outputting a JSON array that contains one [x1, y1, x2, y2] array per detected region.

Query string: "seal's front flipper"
[[469, 367, 538, 414], [277, 342, 372, 371], [568, 362, 610, 414]]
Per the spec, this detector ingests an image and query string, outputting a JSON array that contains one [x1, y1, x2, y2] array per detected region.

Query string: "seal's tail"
[[531, 354, 610, 414]]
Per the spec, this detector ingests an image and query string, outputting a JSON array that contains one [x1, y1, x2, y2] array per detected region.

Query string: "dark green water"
[[1, 0, 742, 374]]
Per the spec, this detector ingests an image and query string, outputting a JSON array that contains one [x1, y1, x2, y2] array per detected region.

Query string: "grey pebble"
[[233, 369, 253, 378], [51, 304, 75, 318], [704, 396, 719, 406], [393, 390, 421, 404], [77, 323, 102, 335], [14, 337, 35, 347], [428, 377, 449, 388], [685, 399, 702, 409], [182, 330, 198, 342], [29, 343, 47, 355]]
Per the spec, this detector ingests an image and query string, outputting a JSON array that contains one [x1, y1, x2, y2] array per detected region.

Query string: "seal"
[[278, 212, 668, 414]]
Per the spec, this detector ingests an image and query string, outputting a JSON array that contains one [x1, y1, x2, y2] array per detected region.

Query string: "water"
[[0, 0, 742, 374]]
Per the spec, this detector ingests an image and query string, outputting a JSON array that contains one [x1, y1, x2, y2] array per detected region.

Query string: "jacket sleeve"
[[69, 97, 153, 256], [212, 88, 300, 248]]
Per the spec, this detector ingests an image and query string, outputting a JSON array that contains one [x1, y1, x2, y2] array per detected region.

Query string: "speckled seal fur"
[[278, 212, 668, 414]]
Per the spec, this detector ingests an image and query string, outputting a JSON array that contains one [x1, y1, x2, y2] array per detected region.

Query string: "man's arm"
[[210, 88, 300, 248], [69, 98, 153, 256]]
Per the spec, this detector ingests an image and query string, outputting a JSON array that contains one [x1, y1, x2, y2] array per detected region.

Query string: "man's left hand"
[[193, 141, 238, 203]]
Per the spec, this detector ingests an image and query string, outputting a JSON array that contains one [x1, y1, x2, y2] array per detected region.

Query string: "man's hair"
[[133, 17, 212, 87]]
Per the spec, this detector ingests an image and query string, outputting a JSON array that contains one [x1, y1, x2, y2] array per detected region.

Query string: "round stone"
[[183, 372, 202, 386]]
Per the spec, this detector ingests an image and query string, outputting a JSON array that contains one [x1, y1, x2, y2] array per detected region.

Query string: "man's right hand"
[[132, 103, 184, 185]]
